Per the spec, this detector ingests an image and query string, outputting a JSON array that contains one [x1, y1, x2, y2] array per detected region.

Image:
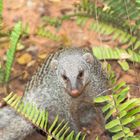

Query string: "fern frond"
[[76, 0, 129, 31], [4, 21, 22, 82], [101, 0, 140, 31], [76, 15, 140, 51], [37, 27, 61, 42], [3, 93, 86, 140], [75, 0, 140, 50], [42, 16, 62, 27], [78, 0, 140, 35], [42, 14, 75, 28], [94, 82, 140, 140], [92, 46, 140, 63]]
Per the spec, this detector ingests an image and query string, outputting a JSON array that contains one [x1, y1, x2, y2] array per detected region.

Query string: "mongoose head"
[[50, 52, 94, 98]]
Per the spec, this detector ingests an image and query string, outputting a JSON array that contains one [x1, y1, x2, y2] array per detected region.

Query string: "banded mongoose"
[[0, 47, 108, 140]]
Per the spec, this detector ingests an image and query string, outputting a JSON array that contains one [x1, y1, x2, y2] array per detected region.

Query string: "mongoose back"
[[0, 47, 108, 140]]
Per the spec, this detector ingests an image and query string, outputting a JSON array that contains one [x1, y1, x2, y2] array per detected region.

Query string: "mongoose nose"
[[70, 89, 80, 97]]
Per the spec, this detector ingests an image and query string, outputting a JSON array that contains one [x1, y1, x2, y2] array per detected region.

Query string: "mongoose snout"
[[62, 70, 85, 97], [70, 89, 80, 97]]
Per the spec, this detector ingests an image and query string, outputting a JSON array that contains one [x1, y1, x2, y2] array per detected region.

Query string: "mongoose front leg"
[[0, 106, 34, 140]]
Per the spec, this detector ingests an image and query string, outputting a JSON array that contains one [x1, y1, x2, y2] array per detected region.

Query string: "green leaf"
[[76, 16, 88, 27], [3, 92, 14, 102], [95, 136, 99, 140], [102, 102, 113, 113], [108, 125, 122, 133], [66, 131, 74, 140], [123, 127, 131, 134], [49, 115, 59, 133], [56, 122, 69, 139], [113, 82, 126, 91], [121, 117, 135, 126], [75, 132, 81, 140], [116, 86, 130, 104], [37, 27, 61, 42], [131, 120, 140, 128], [127, 136, 140, 140], [126, 107, 140, 117], [112, 132, 125, 140], [52, 119, 64, 137], [28, 105, 36, 120], [105, 108, 116, 121], [105, 119, 120, 129], [92, 47, 140, 63], [94, 95, 110, 103], [118, 99, 137, 112], [128, 49, 140, 63], [119, 110, 127, 118], [5, 21, 22, 82], [44, 111, 48, 130], [36, 109, 45, 127], [32, 107, 40, 124], [118, 60, 129, 71]]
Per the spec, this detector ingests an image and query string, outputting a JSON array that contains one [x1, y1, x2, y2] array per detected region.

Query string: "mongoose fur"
[[0, 47, 108, 140]]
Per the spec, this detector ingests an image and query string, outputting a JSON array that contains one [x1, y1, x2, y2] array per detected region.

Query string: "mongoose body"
[[0, 47, 108, 140]]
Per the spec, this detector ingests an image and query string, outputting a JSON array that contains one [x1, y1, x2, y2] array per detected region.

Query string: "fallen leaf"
[[27, 60, 36, 67], [118, 60, 129, 71], [16, 43, 25, 51], [17, 53, 32, 65], [38, 53, 47, 59]]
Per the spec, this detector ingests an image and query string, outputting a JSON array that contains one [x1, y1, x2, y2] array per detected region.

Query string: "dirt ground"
[[0, 0, 140, 140]]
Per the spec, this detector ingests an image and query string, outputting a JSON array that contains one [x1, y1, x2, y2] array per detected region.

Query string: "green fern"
[[42, 15, 73, 28], [76, 14, 140, 51], [94, 82, 140, 140], [37, 26, 61, 42], [42, 16, 62, 27], [38, 0, 140, 51], [4, 21, 22, 83], [3, 93, 86, 140], [78, 0, 140, 35], [90, 21, 140, 50], [92, 46, 140, 71], [100, 0, 140, 33], [74, 0, 140, 51], [92, 47, 140, 63]]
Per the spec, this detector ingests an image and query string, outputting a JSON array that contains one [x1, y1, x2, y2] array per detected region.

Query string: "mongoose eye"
[[62, 74, 68, 81], [78, 71, 84, 78]]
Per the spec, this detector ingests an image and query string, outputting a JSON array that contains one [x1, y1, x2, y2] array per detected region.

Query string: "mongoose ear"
[[50, 59, 58, 70], [83, 53, 94, 64]]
